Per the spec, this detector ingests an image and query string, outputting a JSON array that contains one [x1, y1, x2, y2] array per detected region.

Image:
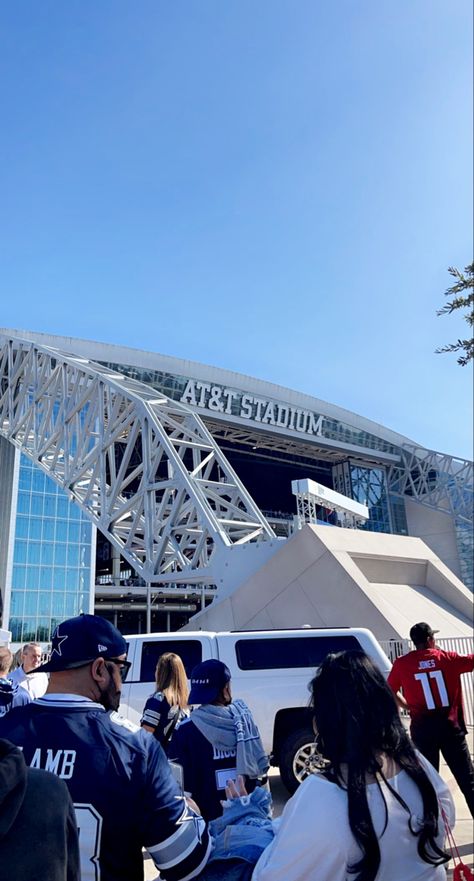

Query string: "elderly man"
[[0, 614, 211, 881], [9, 642, 48, 699]]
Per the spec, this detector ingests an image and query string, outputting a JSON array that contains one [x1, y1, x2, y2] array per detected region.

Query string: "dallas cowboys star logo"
[[50, 626, 69, 658]]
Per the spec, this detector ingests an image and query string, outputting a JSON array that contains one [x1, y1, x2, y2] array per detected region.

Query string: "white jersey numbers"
[[75, 804, 103, 881], [414, 670, 449, 710]]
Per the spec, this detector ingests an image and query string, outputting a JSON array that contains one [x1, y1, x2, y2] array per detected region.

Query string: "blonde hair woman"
[[141, 653, 189, 750]]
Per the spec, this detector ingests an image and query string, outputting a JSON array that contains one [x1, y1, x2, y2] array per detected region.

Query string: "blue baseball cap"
[[35, 614, 127, 673], [188, 659, 231, 704]]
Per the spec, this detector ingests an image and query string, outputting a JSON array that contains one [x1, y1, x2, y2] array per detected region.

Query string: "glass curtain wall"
[[9, 455, 93, 643]]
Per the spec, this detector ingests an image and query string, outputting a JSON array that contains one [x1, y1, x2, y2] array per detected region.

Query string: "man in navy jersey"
[[170, 659, 269, 822], [388, 621, 474, 817], [0, 614, 211, 881]]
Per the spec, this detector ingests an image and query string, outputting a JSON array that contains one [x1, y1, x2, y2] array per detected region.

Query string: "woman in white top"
[[252, 650, 454, 881]]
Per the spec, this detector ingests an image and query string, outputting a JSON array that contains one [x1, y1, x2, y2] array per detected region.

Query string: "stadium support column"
[[146, 583, 151, 632]]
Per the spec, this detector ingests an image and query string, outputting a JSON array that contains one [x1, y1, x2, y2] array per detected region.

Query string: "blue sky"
[[1, 1, 472, 459]]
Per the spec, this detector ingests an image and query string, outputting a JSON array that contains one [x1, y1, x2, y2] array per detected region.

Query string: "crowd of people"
[[0, 613, 472, 881]]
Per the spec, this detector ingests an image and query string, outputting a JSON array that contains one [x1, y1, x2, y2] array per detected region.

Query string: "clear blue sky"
[[1, 2, 472, 459]]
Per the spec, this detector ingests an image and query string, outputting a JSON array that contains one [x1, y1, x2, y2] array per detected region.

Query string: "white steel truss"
[[0, 335, 274, 586], [387, 444, 473, 524]]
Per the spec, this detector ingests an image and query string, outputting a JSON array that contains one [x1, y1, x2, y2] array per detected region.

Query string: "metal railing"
[[380, 637, 474, 727]]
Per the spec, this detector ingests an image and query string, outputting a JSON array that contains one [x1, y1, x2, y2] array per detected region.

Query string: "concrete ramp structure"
[[185, 525, 473, 640]]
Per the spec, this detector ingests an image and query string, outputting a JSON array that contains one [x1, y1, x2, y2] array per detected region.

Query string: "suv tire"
[[279, 726, 326, 794]]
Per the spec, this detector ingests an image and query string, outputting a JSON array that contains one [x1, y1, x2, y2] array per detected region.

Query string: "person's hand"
[[225, 775, 248, 800], [185, 796, 201, 815]]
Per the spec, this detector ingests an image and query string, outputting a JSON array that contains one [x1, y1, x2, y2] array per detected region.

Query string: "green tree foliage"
[[435, 262, 474, 366]]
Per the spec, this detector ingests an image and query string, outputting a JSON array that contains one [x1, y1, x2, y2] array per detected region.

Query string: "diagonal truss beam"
[[0, 335, 274, 585], [387, 445, 473, 524]]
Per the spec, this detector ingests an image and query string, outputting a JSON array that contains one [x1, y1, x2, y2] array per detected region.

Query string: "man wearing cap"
[[170, 659, 269, 822], [388, 621, 474, 816], [0, 614, 211, 881]]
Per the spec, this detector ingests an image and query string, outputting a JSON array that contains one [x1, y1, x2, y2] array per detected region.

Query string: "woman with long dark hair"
[[141, 652, 189, 750], [252, 650, 454, 881]]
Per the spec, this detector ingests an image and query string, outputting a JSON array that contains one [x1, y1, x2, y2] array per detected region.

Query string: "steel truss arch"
[[0, 335, 274, 586], [387, 444, 473, 524]]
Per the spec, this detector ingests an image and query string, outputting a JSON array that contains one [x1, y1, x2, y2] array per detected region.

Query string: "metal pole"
[[146, 583, 151, 633]]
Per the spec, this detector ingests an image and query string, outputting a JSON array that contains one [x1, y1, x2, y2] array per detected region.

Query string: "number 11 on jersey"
[[414, 671, 449, 709]]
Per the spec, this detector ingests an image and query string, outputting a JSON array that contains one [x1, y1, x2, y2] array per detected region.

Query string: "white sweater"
[[252, 754, 454, 881]]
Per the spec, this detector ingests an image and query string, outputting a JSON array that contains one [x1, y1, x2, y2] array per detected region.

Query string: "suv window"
[[139, 640, 203, 682], [235, 635, 361, 671]]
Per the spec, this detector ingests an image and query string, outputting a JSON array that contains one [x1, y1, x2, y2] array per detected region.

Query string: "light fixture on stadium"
[[291, 478, 369, 529]]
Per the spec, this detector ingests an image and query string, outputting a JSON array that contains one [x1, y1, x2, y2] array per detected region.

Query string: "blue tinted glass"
[[51, 595, 65, 617], [25, 568, 40, 590], [41, 544, 54, 564], [9, 592, 24, 616], [10, 618, 22, 641], [56, 496, 70, 518], [11, 566, 26, 589], [67, 546, 79, 566], [27, 543, 41, 564], [13, 541, 27, 563], [53, 568, 66, 591], [80, 522, 92, 543], [68, 522, 80, 543], [39, 568, 53, 590], [15, 516, 29, 539], [31, 494, 43, 516], [16, 493, 30, 514], [32, 470, 46, 492], [38, 593, 52, 616], [64, 594, 80, 616], [42, 520, 56, 541], [44, 495, 57, 516], [55, 521, 68, 542], [29, 519, 42, 540], [23, 593, 38, 615], [54, 544, 67, 565], [65, 569, 79, 591]]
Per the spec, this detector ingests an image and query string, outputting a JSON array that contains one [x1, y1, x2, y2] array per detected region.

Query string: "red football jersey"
[[388, 648, 474, 725]]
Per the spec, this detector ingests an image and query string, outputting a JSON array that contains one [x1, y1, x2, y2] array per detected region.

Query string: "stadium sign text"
[[180, 379, 323, 437]]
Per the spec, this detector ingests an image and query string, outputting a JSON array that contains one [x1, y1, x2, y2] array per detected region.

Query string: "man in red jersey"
[[388, 621, 474, 816]]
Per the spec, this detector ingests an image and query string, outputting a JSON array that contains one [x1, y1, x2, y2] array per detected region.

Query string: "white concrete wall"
[[404, 496, 461, 579]]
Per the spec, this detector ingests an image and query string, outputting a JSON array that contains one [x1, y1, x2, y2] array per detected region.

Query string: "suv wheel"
[[279, 727, 327, 794]]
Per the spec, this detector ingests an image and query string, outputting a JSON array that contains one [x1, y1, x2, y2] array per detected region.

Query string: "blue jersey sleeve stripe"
[[146, 805, 202, 857], [142, 709, 160, 725], [154, 817, 207, 869], [171, 837, 213, 881]]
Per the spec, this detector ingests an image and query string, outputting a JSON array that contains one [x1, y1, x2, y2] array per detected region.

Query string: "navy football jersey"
[[170, 717, 258, 822], [0, 694, 210, 881]]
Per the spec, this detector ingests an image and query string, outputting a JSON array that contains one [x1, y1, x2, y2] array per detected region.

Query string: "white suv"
[[119, 627, 391, 792]]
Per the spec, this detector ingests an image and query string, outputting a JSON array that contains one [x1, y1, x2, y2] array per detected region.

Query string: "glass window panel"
[[13, 540, 27, 563], [39, 568, 53, 590], [65, 569, 79, 591], [44, 496, 57, 517], [54, 544, 67, 565], [41, 544, 54, 565], [80, 544, 91, 568], [29, 519, 42, 540], [67, 546, 79, 566], [23, 593, 38, 615], [32, 470, 46, 492], [38, 592, 52, 616], [51, 595, 65, 617], [80, 522, 92, 543], [53, 568, 67, 591], [36, 619, 51, 642], [64, 594, 80, 616], [42, 520, 56, 541], [22, 620, 38, 643], [16, 493, 30, 514], [15, 516, 29, 539], [11, 566, 26, 589], [31, 494, 43, 516], [10, 618, 22, 641], [55, 521, 68, 542], [9, 592, 24, 616], [25, 568, 40, 590], [56, 496, 70, 518], [68, 522, 80, 543], [27, 543, 41, 565]]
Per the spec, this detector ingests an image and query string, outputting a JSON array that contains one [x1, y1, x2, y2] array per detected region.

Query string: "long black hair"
[[311, 650, 449, 881]]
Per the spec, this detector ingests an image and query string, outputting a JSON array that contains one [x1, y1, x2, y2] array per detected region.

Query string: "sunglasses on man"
[[106, 658, 132, 682]]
